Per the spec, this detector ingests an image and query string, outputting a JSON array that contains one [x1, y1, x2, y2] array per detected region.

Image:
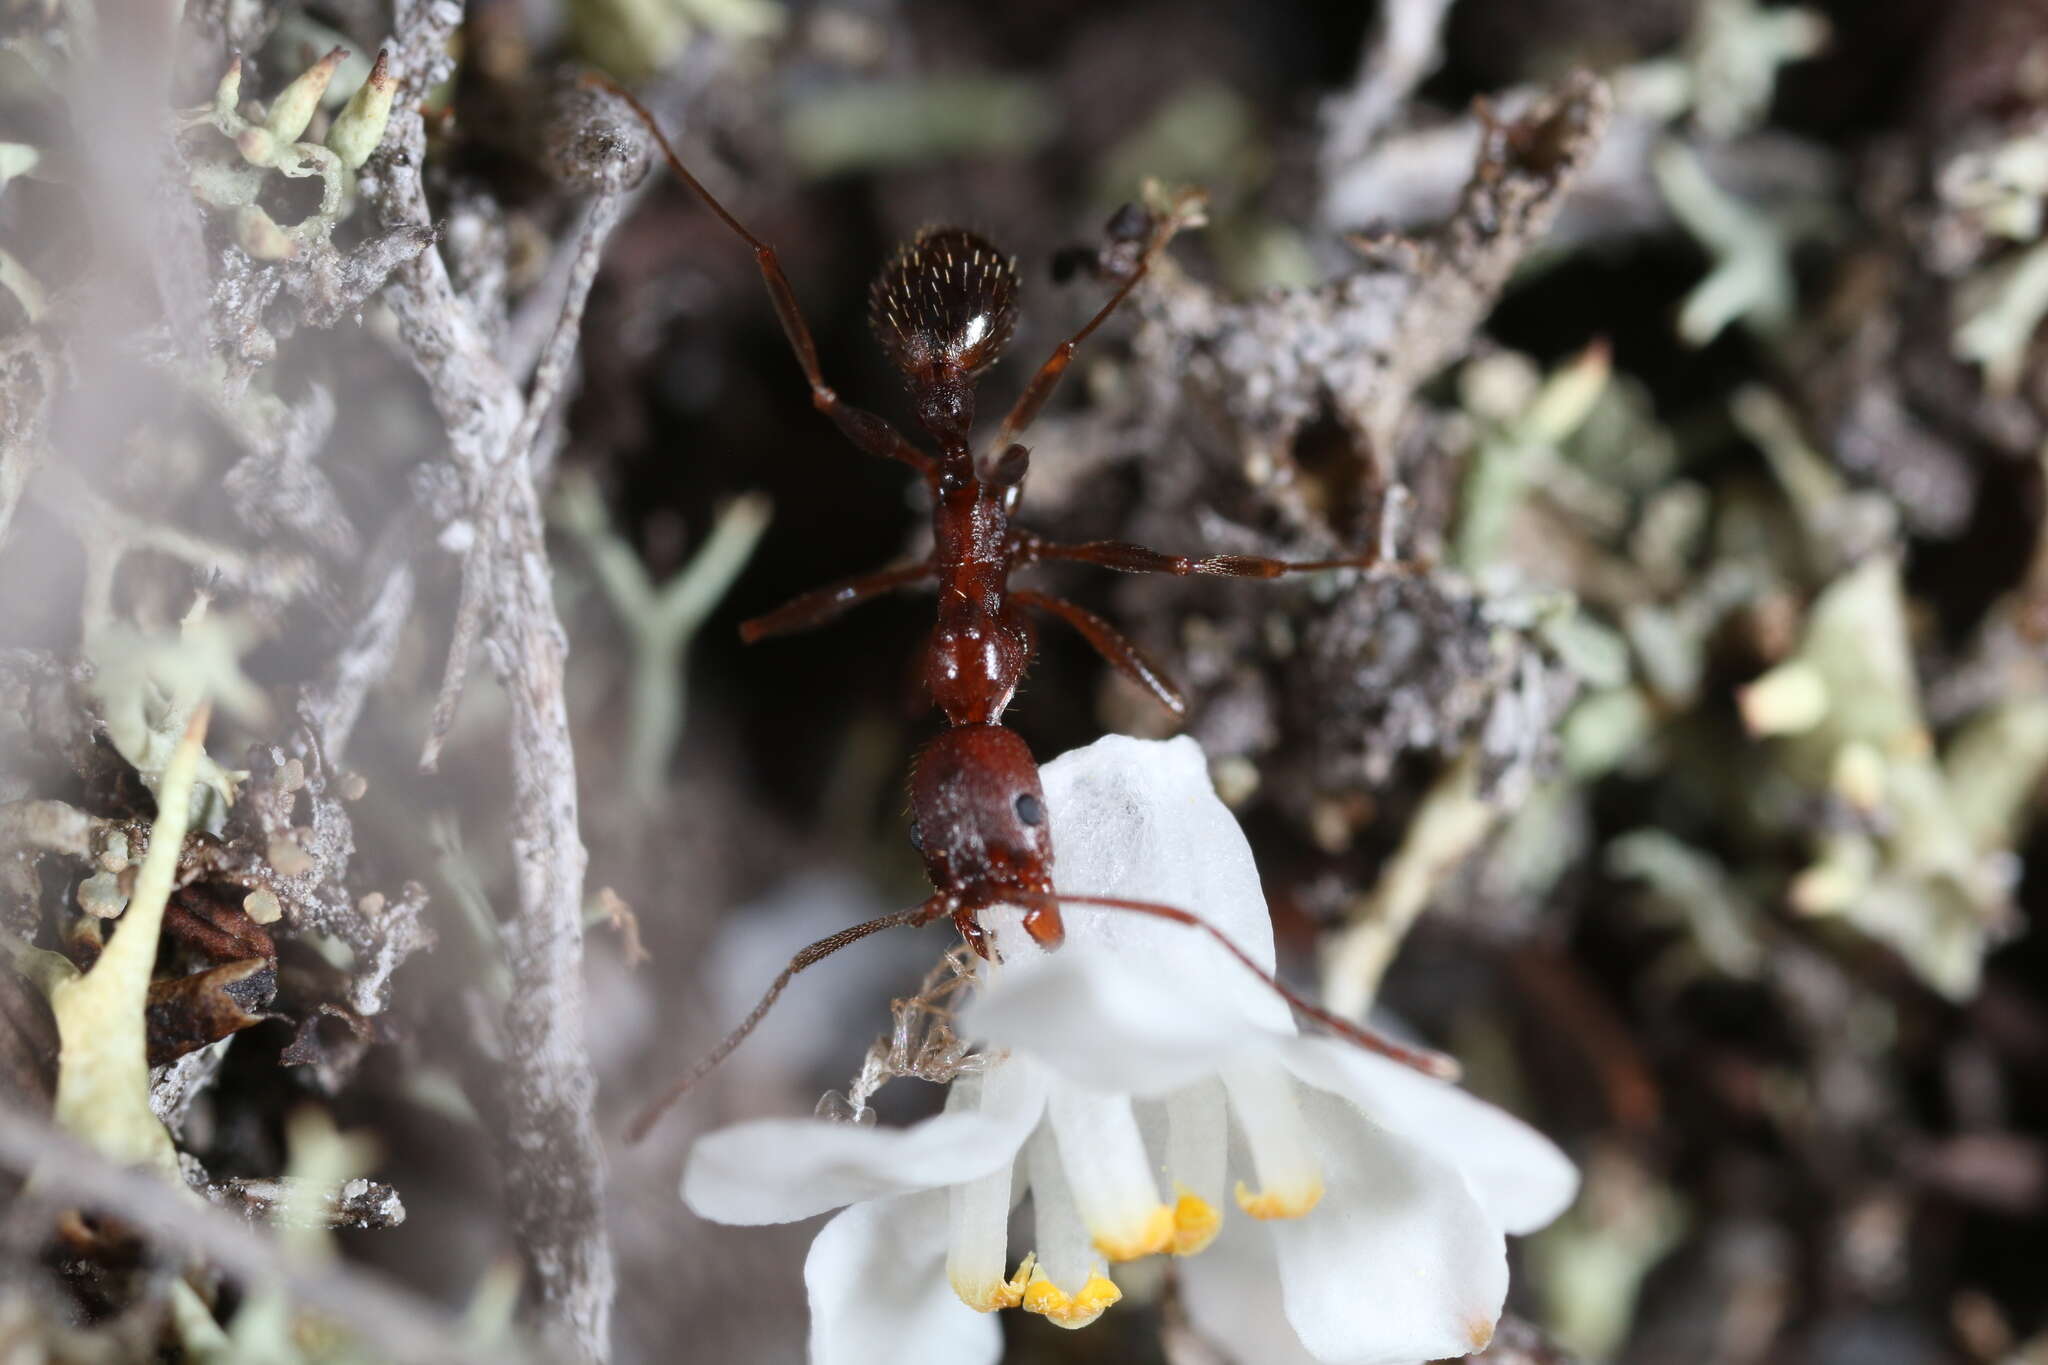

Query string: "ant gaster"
[[594, 79, 1455, 1144]]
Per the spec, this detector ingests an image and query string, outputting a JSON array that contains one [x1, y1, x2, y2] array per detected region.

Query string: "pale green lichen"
[[44, 708, 209, 1185], [325, 50, 396, 172], [1731, 385, 1897, 572], [1953, 240, 2048, 395], [575, 0, 783, 84], [1939, 127, 2048, 244], [185, 46, 396, 256], [1321, 750, 1494, 1020], [556, 473, 771, 801], [1609, 831, 1767, 980], [220, 1108, 379, 1357], [1682, 0, 1828, 139], [784, 76, 1059, 179], [1740, 557, 2044, 998], [1453, 341, 1612, 574], [1535, 1148, 1689, 1362], [264, 46, 346, 143], [1654, 139, 1796, 344], [84, 600, 267, 834]]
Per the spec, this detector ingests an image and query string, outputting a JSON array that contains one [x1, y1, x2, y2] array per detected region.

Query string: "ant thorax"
[[927, 479, 1029, 726]]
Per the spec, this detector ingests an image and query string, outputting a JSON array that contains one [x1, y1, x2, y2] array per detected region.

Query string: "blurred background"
[[2, 0, 2047, 1361]]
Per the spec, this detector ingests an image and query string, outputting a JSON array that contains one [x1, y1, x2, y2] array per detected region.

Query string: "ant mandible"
[[592, 79, 1454, 1143]]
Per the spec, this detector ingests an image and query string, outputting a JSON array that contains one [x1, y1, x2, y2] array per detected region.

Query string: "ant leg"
[[992, 193, 1205, 452], [626, 899, 941, 1143], [1029, 892, 1461, 1082], [583, 75, 935, 478], [1011, 589, 1186, 718], [1012, 530, 1418, 581], [740, 560, 934, 643]]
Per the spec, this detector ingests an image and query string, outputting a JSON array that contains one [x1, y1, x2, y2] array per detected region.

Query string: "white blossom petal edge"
[[682, 733, 1579, 1365]]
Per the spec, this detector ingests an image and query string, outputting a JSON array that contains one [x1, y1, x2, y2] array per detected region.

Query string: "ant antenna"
[[626, 903, 933, 1144], [1024, 892, 1462, 1082], [580, 72, 766, 257]]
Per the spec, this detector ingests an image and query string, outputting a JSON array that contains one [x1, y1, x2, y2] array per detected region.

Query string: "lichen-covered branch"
[[0, 1094, 509, 1365], [364, 6, 619, 1357]]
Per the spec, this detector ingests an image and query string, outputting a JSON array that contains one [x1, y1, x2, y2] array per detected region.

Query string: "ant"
[[593, 79, 1455, 1144]]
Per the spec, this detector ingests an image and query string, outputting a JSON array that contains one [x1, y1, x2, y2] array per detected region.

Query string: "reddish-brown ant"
[[593, 79, 1453, 1144]]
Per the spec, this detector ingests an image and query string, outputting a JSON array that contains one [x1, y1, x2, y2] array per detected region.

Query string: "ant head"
[[907, 725, 1059, 942], [869, 227, 1019, 398]]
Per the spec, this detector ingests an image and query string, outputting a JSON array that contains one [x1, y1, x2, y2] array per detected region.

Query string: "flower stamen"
[[1045, 1087, 1175, 1262], [1018, 1259, 1122, 1329], [1169, 1184, 1223, 1255], [1234, 1175, 1326, 1220], [1221, 1059, 1326, 1221]]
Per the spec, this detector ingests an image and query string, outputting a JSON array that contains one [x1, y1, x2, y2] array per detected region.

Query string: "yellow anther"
[[1091, 1203, 1175, 1262], [1018, 1260, 1121, 1330], [1170, 1187, 1222, 1256], [1234, 1177, 1325, 1221], [951, 1254, 1032, 1313]]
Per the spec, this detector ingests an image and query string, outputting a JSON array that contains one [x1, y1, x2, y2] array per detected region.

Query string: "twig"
[[0, 1094, 513, 1365], [0, 334, 54, 553], [515, 191, 629, 488], [419, 534, 490, 773], [42, 466, 312, 629], [1319, 0, 1455, 173], [0, 799, 100, 860], [206, 1173, 406, 1231], [418, 169, 632, 773], [302, 510, 421, 763], [368, 9, 615, 1358], [1320, 749, 1494, 1020]]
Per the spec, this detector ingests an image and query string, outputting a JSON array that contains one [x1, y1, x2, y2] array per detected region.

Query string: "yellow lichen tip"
[[1019, 1260, 1121, 1330], [951, 1255, 1032, 1313], [1091, 1202, 1176, 1262], [1234, 1177, 1325, 1221], [1170, 1187, 1222, 1256]]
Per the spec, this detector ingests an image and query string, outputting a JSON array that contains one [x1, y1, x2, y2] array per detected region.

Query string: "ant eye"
[[908, 822, 926, 852], [1014, 792, 1044, 826]]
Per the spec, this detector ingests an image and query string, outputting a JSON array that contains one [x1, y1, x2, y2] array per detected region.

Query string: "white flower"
[[683, 734, 1578, 1365]]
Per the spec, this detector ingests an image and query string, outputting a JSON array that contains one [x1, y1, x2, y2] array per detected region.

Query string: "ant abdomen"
[[869, 228, 1020, 381]]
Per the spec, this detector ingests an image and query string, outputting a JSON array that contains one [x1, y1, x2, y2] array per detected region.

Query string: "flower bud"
[[265, 46, 346, 142], [326, 49, 395, 170]]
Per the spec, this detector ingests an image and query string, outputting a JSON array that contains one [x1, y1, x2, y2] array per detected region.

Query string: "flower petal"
[[1219, 1060, 1324, 1221], [1020, 1127, 1123, 1329], [684, 1064, 1045, 1225], [946, 1153, 1019, 1312], [1162, 1080, 1228, 1255], [964, 945, 1284, 1097], [1045, 1085, 1172, 1261], [1279, 1035, 1579, 1234], [1176, 1216, 1323, 1365], [1266, 1086, 1507, 1365], [974, 734, 1296, 1050], [946, 1060, 1038, 1309], [806, 1191, 1001, 1365]]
